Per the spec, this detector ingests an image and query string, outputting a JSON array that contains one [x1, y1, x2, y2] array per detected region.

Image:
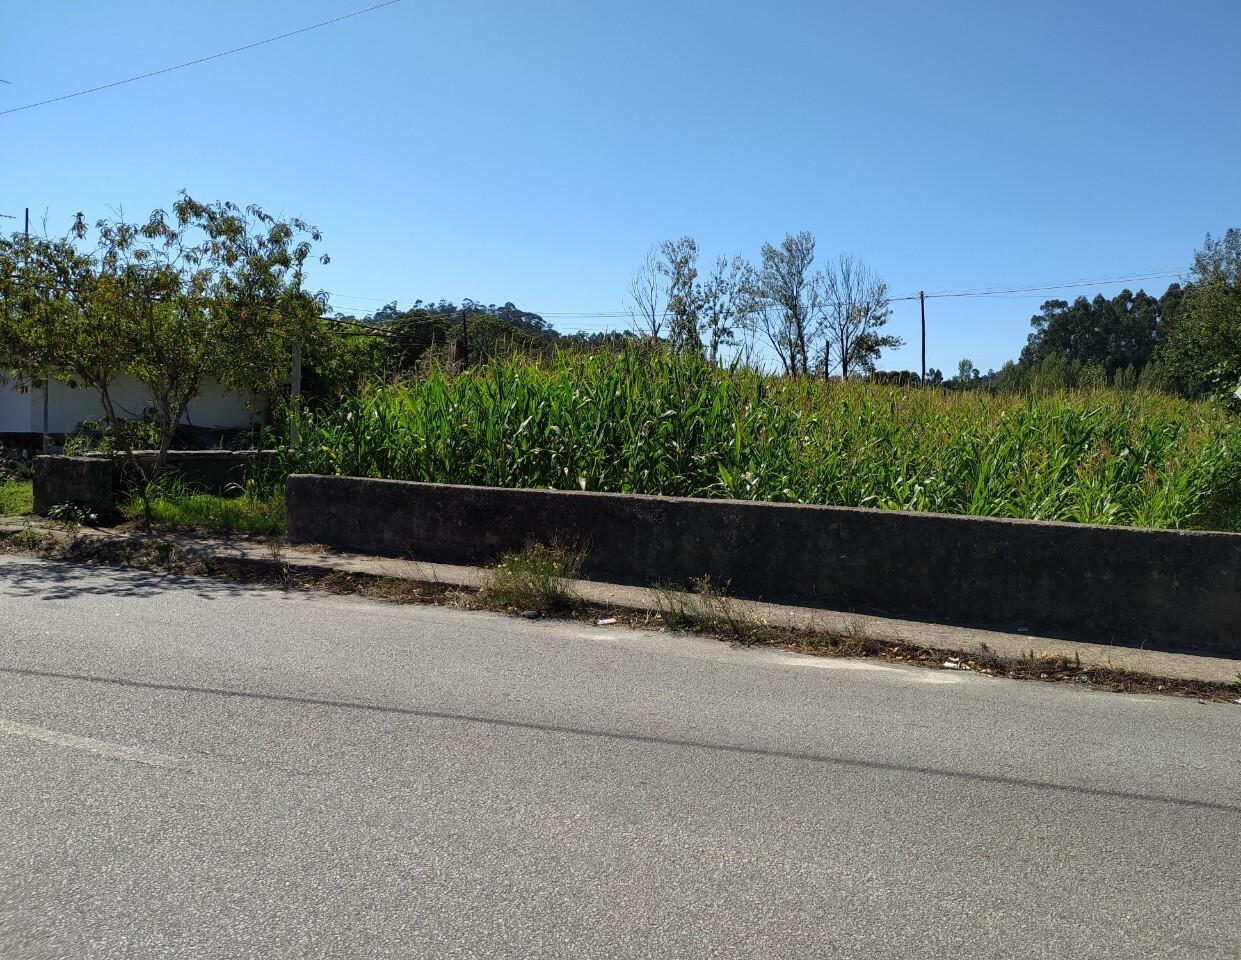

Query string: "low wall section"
[[34, 451, 278, 515], [286, 475, 1241, 658]]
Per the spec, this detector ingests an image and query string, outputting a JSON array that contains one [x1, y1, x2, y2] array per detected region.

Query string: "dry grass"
[[478, 542, 585, 613], [652, 577, 772, 644]]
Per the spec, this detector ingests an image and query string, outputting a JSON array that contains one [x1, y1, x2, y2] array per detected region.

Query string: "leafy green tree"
[[658, 237, 705, 354], [1, 195, 328, 470], [0, 228, 132, 439], [1020, 287, 1176, 379], [990, 360, 1025, 393], [1157, 229, 1241, 399], [870, 370, 921, 386], [700, 255, 747, 363], [87, 196, 327, 468]]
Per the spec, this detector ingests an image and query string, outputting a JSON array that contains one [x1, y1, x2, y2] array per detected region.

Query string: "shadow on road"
[[0, 555, 263, 603], [0, 661, 1236, 817]]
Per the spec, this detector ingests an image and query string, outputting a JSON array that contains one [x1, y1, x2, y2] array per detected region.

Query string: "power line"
[[322, 267, 1190, 320], [0, 0, 402, 118], [920, 269, 1186, 300]]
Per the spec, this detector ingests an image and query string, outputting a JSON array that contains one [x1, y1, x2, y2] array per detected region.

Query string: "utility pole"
[[919, 290, 926, 386], [823, 342, 830, 383], [458, 305, 469, 369]]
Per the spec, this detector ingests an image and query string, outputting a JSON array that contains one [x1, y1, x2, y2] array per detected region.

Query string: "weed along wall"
[[34, 451, 279, 515], [285, 475, 1241, 659]]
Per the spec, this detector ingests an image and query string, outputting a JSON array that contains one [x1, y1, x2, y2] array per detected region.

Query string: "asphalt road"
[[0, 555, 1237, 960]]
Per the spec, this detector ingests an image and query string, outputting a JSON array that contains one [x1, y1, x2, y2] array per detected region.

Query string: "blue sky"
[[3, 0, 1239, 374]]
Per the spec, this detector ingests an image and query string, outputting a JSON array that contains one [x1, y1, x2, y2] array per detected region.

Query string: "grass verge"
[[0, 479, 33, 517], [118, 477, 285, 537]]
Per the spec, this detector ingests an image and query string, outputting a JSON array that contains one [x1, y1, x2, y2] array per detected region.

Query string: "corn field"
[[287, 350, 1241, 530]]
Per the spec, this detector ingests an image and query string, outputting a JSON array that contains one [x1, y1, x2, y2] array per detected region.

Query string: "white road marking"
[[0, 718, 184, 769], [770, 653, 966, 683]]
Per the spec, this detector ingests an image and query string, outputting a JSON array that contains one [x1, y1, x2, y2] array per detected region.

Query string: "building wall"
[[0, 380, 35, 433], [0, 376, 266, 435]]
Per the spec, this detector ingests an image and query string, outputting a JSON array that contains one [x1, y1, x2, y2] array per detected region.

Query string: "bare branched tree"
[[626, 247, 666, 340], [821, 254, 900, 378]]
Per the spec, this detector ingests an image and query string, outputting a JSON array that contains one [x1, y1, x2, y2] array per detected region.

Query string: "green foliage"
[[0, 194, 328, 469], [1157, 229, 1241, 401], [63, 417, 161, 456], [658, 236, 706, 354], [118, 475, 285, 535], [299, 318, 390, 404], [1020, 287, 1177, 378], [0, 479, 33, 516], [47, 501, 99, 527], [479, 542, 584, 612], [287, 348, 1241, 531]]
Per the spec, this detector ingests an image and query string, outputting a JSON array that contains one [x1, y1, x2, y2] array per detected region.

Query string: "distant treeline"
[[326, 228, 1240, 404], [940, 229, 1240, 399]]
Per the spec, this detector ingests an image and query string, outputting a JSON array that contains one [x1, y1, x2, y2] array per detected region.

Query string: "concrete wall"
[[34, 451, 279, 515], [286, 476, 1241, 658], [0, 376, 266, 435], [107, 450, 280, 491], [33, 456, 117, 516]]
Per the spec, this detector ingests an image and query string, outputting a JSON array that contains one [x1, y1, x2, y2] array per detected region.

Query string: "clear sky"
[[3, 0, 1239, 374]]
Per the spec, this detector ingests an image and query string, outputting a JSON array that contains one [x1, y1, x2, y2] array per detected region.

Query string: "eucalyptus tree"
[[658, 236, 705, 354], [745, 231, 821, 376]]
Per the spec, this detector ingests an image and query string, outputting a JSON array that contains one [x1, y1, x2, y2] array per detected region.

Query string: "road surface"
[[0, 554, 1237, 959]]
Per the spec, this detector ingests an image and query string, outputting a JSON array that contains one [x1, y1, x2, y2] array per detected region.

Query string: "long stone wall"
[[286, 475, 1241, 658]]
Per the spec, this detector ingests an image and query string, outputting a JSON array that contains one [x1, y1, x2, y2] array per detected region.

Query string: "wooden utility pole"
[[919, 290, 926, 386], [459, 305, 469, 368]]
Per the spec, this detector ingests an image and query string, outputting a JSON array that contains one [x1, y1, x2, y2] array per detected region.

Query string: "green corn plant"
[[282, 348, 1241, 531]]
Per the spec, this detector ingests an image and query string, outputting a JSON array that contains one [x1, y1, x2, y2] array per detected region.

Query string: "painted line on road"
[[0, 718, 185, 770], [768, 653, 966, 683]]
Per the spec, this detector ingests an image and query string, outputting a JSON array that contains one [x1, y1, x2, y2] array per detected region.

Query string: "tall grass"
[[118, 475, 285, 536], [286, 350, 1241, 530], [0, 479, 33, 517]]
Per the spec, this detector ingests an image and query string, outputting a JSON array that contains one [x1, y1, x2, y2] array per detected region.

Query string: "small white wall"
[[0, 375, 266, 434]]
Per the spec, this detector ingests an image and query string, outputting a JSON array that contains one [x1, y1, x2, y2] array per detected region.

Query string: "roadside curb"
[[4, 517, 1239, 688]]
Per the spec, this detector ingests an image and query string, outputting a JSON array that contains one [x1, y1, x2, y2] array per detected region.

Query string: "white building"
[[0, 376, 267, 438]]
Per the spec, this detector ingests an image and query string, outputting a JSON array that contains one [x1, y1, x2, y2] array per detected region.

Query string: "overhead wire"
[[320, 266, 1191, 327], [0, 0, 402, 118]]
